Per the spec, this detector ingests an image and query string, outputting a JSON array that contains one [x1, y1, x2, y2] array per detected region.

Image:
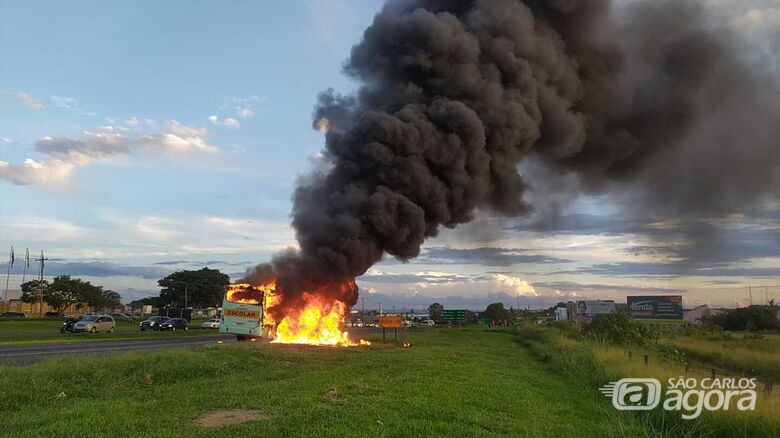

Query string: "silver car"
[[73, 315, 116, 333]]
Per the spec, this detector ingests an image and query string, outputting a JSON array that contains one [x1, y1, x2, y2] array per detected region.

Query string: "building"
[[683, 304, 723, 323], [1, 289, 95, 316]]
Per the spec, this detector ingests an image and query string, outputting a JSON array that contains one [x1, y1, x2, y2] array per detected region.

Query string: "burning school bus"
[[220, 283, 369, 346]]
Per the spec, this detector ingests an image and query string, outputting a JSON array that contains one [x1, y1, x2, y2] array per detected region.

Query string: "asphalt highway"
[[0, 334, 233, 365]]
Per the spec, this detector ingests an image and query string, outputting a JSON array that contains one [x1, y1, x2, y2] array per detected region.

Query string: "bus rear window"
[[225, 284, 263, 305]]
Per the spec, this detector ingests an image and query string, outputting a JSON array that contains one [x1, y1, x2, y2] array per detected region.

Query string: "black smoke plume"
[[247, 0, 780, 316]]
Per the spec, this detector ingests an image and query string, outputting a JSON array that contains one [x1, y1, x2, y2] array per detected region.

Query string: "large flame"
[[242, 280, 369, 347]]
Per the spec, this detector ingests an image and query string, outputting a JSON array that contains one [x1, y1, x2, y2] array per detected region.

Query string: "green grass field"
[[0, 318, 218, 345], [1, 325, 777, 437], [668, 332, 780, 382]]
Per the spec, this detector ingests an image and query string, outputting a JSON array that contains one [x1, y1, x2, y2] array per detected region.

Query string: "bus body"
[[219, 284, 263, 340]]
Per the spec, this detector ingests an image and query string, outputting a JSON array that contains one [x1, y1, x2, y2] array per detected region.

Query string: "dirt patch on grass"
[[326, 387, 341, 402], [195, 409, 268, 428]]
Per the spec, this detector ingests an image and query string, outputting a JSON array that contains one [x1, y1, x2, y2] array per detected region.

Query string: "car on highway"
[[159, 318, 189, 331], [139, 316, 171, 331], [73, 314, 115, 333], [352, 320, 364, 328], [421, 319, 436, 327], [111, 313, 134, 323], [1, 312, 26, 318], [201, 318, 220, 329]]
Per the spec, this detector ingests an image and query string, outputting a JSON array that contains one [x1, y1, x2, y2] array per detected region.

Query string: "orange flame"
[[243, 280, 369, 347], [225, 283, 263, 305]]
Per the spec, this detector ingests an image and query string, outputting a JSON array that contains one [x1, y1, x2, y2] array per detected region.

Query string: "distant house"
[[684, 305, 724, 323]]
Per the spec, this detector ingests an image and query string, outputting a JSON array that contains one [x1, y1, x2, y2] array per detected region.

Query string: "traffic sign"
[[442, 309, 466, 321], [379, 315, 402, 328]]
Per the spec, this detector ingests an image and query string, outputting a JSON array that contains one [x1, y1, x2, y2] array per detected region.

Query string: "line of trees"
[[149, 268, 230, 309], [20, 275, 121, 314], [16, 267, 231, 315]]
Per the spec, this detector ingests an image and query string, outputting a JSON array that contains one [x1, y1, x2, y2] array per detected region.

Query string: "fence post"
[[628, 351, 632, 361], [644, 354, 648, 367], [684, 363, 690, 375], [765, 379, 774, 397], [711, 368, 717, 379]]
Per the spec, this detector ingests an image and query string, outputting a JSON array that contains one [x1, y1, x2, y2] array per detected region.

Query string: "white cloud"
[[208, 115, 241, 128], [0, 158, 75, 185], [1, 90, 45, 110], [125, 117, 140, 127], [235, 106, 254, 118], [493, 274, 539, 297], [0, 121, 218, 186], [50, 95, 96, 116]]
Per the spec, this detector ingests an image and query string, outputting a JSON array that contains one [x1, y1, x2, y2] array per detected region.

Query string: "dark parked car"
[[45, 311, 64, 318], [139, 316, 170, 331], [61, 316, 81, 333], [1, 312, 25, 318], [158, 318, 189, 331]]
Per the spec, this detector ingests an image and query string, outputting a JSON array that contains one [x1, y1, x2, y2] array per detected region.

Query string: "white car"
[[201, 318, 220, 329], [74, 314, 115, 333]]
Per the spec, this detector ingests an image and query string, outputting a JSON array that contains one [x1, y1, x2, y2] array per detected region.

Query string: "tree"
[[19, 276, 116, 314], [485, 302, 511, 322], [704, 305, 779, 332], [428, 302, 444, 322], [20, 279, 50, 304], [158, 268, 230, 308], [92, 290, 122, 311]]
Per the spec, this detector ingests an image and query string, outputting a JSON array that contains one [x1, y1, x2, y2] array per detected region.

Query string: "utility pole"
[[766, 286, 769, 306], [21, 248, 29, 284], [378, 302, 382, 316], [35, 251, 48, 317], [749, 286, 753, 306], [3, 246, 13, 308], [361, 297, 365, 317]]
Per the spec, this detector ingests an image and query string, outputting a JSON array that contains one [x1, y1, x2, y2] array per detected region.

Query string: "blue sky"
[[1, 0, 779, 309]]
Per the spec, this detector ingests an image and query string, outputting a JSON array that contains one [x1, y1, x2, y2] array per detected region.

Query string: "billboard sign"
[[576, 300, 615, 315], [627, 296, 683, 320], [575, 300, 615, 323]]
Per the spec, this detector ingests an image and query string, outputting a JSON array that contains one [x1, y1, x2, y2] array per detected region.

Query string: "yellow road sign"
[[379, 315, 402, 328]]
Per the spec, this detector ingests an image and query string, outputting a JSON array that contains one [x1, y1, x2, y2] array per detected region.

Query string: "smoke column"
[[247, 0, 780, 316]]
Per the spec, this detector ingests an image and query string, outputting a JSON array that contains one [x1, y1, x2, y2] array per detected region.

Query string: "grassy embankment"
[[0, 326, 678, 437], [0, 318, 219, 345], [519, 323, 780, 437], [2, 325, 778, 436]]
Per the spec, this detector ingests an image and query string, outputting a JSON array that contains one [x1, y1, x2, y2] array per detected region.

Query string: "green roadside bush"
[[581, 313, 659, 346]]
